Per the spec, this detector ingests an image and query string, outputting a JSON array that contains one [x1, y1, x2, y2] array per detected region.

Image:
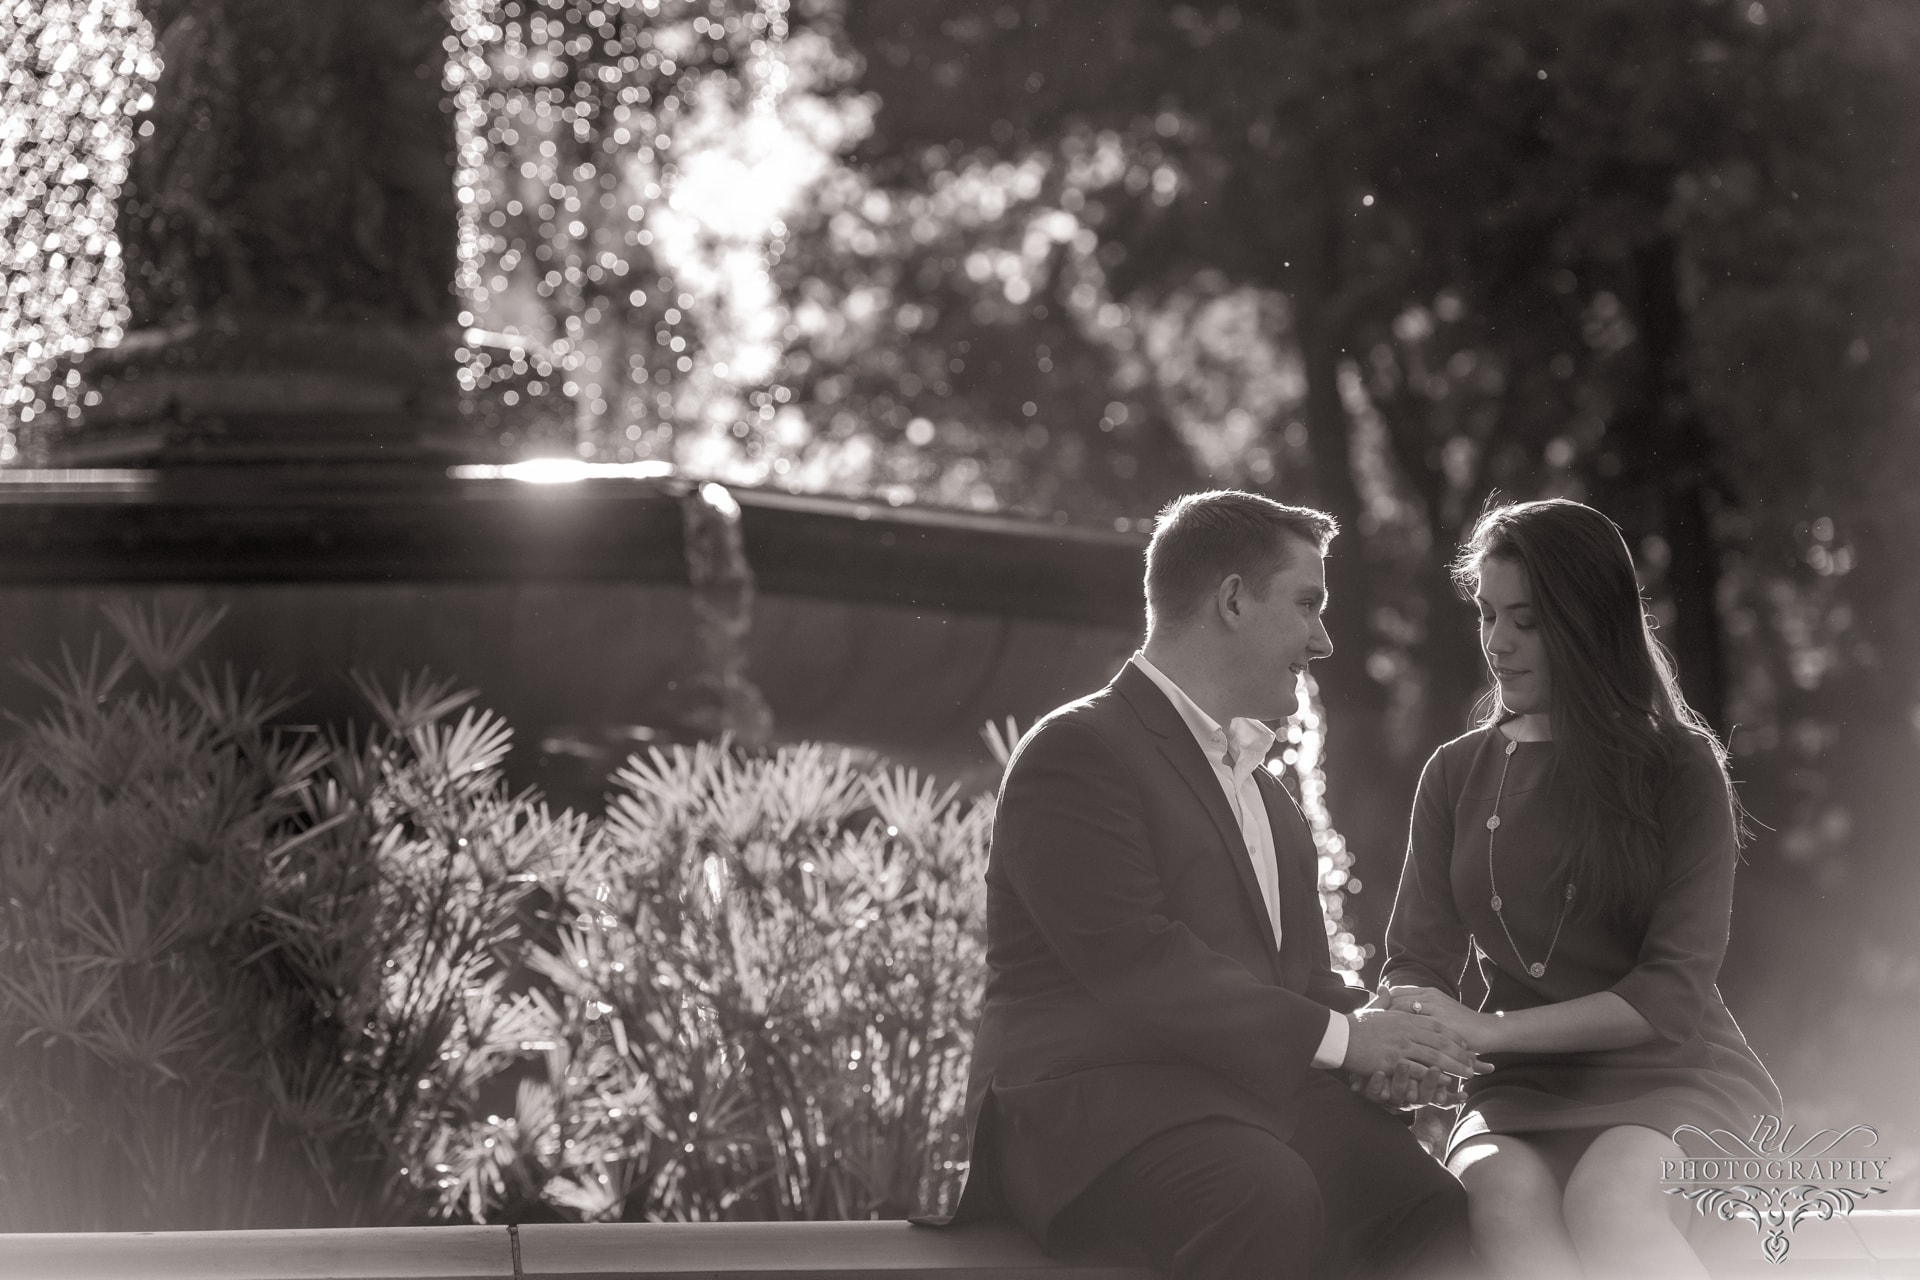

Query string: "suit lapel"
[[1115, 665, 1279, 963], [1255, 768, 1319, 991]]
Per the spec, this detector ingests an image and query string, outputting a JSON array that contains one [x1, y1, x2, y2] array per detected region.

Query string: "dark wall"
[[0, 580, 1136, 812], [0, 473, 1145, 808]]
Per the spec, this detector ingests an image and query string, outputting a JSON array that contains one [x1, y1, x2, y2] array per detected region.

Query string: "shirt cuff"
[[1311, 1009, 1350, 1070]]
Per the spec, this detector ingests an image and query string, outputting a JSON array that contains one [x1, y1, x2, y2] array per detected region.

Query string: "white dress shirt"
[[1132, 654, 1350, 1071]]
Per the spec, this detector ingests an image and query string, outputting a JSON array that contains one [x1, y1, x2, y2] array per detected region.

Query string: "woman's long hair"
[[1453, 499, 1738, 922]]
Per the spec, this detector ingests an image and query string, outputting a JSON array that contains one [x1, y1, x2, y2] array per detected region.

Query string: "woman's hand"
[[1380, 984, 1503, 1054]]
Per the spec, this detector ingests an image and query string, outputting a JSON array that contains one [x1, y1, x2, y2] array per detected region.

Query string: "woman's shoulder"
[[1662, 723, 1730, 777], [1428, 723, 1500, 768], [1658, 724, 1737, 812], [1416, 723, 1501, 794]]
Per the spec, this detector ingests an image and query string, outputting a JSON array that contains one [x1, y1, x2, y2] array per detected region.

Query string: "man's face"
[[1228, 535, 1333, 721]]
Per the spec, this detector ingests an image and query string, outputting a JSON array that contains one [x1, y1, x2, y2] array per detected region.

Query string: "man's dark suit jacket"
[[945, 662, 1369, 1243]]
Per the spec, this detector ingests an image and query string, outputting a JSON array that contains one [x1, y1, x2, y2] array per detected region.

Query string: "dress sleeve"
[[1607, 743, 1738, 1044], [1380, 745, 1474, 999]]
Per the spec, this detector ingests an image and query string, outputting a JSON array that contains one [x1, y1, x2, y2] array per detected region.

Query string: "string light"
[[0, 0, 157, 463], [1279, 673, 1367, 976]]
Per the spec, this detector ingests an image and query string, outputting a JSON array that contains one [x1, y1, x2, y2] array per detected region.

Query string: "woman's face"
[[1476, 556, 1551, 718]]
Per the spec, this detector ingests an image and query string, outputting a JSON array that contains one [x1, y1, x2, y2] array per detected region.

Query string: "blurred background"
[[2, 0, 1916, 1226]]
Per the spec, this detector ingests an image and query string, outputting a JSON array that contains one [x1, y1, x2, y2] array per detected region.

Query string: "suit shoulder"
[[1006, 688, 1129, 771]]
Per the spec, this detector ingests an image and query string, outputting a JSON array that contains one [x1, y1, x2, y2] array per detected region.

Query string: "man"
[[942, 491, 1482, 1279]]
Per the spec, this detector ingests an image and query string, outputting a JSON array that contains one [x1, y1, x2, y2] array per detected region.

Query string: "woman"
[[1375, 499, 1779, 1280]]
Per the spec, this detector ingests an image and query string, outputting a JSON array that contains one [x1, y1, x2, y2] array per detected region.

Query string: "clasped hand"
[[1343, 986, 1492, 1111]]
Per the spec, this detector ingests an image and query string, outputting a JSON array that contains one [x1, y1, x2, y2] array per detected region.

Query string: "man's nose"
[[1309, 616, 1333, 659]]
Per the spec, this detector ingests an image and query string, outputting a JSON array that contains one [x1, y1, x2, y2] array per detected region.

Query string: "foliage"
[[429, 739, 988, 1222], [0, 606, 597, 1229], [0, 605, 989, 1226]]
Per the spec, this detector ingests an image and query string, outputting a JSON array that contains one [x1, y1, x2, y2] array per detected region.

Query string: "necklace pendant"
[[1489, 894, 1502, 911], [1505, 740, 1518, 756], [1528, 962, 1546, 978], [1485, 815, 1501, 830]]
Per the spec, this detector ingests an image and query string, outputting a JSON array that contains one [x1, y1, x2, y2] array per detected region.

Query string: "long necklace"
[[1486, 735, 1576, 979]]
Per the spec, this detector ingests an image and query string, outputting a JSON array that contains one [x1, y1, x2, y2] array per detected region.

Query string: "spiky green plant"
[[437, 739, 990, 1223], [2, 603, 994, 1228], [0, 605, 598, 1229]]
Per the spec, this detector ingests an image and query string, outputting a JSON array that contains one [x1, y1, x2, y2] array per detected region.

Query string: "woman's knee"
[[1452, 1137, 1564, 1233], [1562, 1127, 1683, 1245]]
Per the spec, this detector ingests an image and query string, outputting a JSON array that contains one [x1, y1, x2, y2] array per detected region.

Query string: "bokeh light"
[[443, 0, 811, 467], [0, 0, 157, 462], [1280, 674, 1366, 976]]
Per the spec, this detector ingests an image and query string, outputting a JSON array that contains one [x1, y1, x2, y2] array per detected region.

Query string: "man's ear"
[[1214, 573, 1246, 628]]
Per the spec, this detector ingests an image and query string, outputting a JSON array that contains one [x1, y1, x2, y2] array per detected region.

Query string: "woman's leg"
[[1448, 1135, 1582, 1280], [1562, 1125, 1707, 1280]]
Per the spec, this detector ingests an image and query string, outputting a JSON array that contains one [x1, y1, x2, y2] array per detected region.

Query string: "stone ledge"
[[0, 466, 1146, 629], [516, 1222, 1147, 1278], [0, 1224, 508, 1280], [1, 1214, 1915, 1279]]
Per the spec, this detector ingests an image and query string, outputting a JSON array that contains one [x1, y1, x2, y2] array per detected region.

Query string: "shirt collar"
[[1130, 653, 1277, 776]]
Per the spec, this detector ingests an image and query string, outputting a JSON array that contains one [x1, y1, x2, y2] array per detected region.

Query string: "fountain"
[[8, 0, 463, 466], [0, 0, 1147, 802]]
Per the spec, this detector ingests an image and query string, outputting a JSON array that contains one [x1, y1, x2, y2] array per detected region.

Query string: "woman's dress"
[[1382, 724, 1781, 1159]]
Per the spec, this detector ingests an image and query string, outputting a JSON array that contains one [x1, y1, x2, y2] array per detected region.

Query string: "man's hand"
[[1342, 1006, 1487, 1081], [1349, 1062, 1463, 1110], [1340, 1007, 1485, 1111]]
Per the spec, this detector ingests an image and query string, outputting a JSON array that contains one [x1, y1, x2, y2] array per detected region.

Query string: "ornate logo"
[[1663, 1116, 1892, 1265]]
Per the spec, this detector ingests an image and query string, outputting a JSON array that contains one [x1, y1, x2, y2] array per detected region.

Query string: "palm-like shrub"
[[0, 603, 993, 1228], [0, 606, 596, 1229], [436, 741, 989, 1222]]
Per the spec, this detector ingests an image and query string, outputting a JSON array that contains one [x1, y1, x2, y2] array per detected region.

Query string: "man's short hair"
[[1144, 490, 1338, 630]]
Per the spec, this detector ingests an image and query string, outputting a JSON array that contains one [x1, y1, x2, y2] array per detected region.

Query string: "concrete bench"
[[0, 1213, 1915, 1278]]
